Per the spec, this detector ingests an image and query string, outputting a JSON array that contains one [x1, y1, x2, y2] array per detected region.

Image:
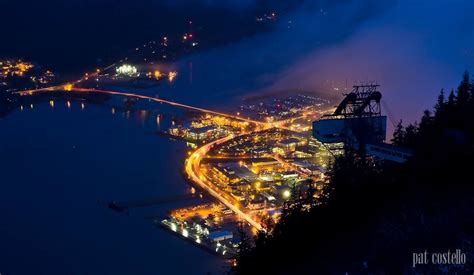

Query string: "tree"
[[456, 70, 470, 107], [403, 123, 418, 148], [434, 89, 445, 117], [235, 222, 252, 271], [304, 179, 317, 208], [419, 110, 433, 131], [392, 120, 405, 146], [447, 89, 456, 109]]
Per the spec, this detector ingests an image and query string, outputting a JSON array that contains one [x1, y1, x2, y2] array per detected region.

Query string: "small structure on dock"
[[208, 230, 233, 242]]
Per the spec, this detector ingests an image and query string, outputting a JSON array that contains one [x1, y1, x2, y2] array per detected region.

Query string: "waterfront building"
[[208, 231, 233, 242]]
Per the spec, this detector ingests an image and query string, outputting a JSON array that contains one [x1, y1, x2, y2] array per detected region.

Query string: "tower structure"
[[313, 84, 386, 147], [313, 84, 412, 162]]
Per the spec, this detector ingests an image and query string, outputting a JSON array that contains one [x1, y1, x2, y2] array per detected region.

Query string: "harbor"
[[158, 215, 237, 258]]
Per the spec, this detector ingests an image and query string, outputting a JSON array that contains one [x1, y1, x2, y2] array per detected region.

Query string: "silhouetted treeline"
[[233, 72, 474, 274]]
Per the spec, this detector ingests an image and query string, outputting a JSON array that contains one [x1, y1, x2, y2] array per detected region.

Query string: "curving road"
[[184, 133, 263, 231]]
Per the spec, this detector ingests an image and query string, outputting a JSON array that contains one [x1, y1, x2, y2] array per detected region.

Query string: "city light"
[[1, 60, 34, 78], [168, 71, 177, 82], [116, 64, 137, 76], [154, 70, 162, 79], [64, 83, 73, 91]]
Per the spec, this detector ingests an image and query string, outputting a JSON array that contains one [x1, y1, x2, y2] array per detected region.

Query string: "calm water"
[[0, 101, 225, 275]]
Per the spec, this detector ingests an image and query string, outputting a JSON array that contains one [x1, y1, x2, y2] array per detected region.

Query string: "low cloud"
[[269, 0, 474, 125], [175, 0, 390, 105], [176, 0, 474, 129]]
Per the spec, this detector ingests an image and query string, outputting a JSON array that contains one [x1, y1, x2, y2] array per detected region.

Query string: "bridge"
[[18, 86, 268, 127]]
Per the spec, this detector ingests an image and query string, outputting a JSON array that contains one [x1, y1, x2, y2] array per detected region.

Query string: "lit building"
[[228, 180, 251, 192], [247, 196, 266, 210], [273, 137, 300, 156], [211, 165, 241, 186], [208, 231, 233, 242], [186, 126, 217, 140], [116, 64, 138, 76]]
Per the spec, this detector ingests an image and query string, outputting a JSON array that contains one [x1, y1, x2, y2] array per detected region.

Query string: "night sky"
[[4, 0, 474, 124]]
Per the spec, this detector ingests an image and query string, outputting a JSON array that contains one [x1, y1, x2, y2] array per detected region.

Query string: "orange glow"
[[64, 83, 73, 91], [168, 71, 177, 82], [156, 114, 161, 125]]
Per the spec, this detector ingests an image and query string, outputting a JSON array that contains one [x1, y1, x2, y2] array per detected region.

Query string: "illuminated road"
[[185, 133, 264, 231]]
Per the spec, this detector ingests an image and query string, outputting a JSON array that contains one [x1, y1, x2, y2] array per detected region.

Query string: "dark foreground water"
[[0, 101, 224, 275]]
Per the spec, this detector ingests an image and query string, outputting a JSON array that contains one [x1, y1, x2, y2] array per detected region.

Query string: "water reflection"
[[156, 114, 161, 128], [16, 99, 182, 141], [138, 110, 148, 124]]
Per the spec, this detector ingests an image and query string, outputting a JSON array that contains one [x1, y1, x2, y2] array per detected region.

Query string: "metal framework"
[[333, 84, 382, 118]]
